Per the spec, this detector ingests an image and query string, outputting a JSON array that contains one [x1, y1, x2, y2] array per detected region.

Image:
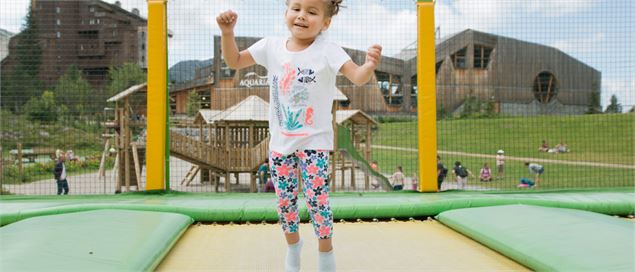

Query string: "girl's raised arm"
[[340, 44, 382, 86], [216, 10, 256, 69]]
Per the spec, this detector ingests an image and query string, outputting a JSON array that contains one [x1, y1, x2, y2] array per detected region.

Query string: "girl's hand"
[[216, 10, 238, 34], [365, 44, 383, 68]]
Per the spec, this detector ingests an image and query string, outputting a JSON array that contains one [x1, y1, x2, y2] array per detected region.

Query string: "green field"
[[372, 114, 635, 189]]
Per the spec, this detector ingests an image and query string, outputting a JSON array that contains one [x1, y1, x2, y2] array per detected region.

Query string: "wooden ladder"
[[181, 165, 200, 186]]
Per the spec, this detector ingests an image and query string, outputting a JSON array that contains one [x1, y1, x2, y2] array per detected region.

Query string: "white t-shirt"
[[496, 154, 505, 166], [248, 36, 351, 155]]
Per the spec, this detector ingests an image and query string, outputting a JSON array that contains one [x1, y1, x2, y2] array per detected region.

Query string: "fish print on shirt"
[[297, 67, 316, 84]]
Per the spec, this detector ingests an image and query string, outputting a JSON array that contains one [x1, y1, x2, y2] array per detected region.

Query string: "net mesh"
[[1, 0, 633, 195]]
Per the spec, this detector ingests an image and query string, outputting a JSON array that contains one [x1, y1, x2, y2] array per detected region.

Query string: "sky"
[[1, 0, 633, 109]]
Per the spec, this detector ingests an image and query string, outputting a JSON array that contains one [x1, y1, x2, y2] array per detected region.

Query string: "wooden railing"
[[170, 131, 228, 170], [170, 131, 269, 172]]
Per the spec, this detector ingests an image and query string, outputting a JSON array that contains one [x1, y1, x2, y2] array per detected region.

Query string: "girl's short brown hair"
[[286, 0, 344, 18], [325, 0, 343, 17]]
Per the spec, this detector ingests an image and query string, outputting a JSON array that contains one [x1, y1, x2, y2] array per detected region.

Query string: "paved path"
[[372, 145, 635, 170]]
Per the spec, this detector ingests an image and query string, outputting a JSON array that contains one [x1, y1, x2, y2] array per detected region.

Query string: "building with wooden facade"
[[1, 0, 147, 88], [431, 29, 601, 115], [171, 30, 600, 116]]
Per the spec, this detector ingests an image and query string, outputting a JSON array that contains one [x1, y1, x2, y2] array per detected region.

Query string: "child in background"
[[411, 172, 418, 190], [496, 150, 505, 179], [453, 161, 471, 189], [479, 163, 492, 182], [390, 166, 405, 190], [217, 0, 382, 270]]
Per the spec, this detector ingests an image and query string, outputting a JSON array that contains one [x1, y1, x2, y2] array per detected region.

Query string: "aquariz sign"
[[239, 72, 269, 88]]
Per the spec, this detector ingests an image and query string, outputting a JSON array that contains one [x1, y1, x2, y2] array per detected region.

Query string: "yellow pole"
[[146, 0, 168, 191], [417, 0, 438, 192]]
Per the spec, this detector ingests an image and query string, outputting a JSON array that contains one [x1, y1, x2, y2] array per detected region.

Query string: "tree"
[[186, 91, 201, 116], [605, 94, 622, 113], [106, 62, 146, 96], [586, 91, 602, 114], [24, 91, 61, 123], [1, 4, 43, 112], [54, 65, 92, 116]]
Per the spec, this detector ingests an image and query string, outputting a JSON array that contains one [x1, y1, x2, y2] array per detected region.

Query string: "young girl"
[[479, 163, 492, 182], [217, 1, 381, 271]]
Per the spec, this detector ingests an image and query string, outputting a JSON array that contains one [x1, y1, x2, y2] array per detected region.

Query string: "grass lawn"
[[372, 149, 634, 189], [374, 114, 634, 165], [371, 114, 634, 189]]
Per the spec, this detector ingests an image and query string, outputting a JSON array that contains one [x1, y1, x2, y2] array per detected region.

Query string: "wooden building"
[[2, 0, 147, 88], [171, 30, 600, 116], [169, 36, 395, 114], [429, 29, 601, 115]]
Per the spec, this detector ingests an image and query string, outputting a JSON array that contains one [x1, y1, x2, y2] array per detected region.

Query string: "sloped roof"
[[107, 83, 147, 102], [193, 109, 223, 124], [336, 110, 378, 126], [210, 95, 269, 123], [334, 88, 348, 101]]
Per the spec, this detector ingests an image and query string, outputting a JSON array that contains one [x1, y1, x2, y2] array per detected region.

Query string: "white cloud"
[[525, 0, 598, 17], [550, 32, 606, 57], [1, 0, 30, 33], [330, 3, 417, 56]]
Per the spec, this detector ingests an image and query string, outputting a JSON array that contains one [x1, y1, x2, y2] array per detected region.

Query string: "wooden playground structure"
[[101, 83, 381, 193], [175, 93, 382, 192], [102, 83, 148, 193]]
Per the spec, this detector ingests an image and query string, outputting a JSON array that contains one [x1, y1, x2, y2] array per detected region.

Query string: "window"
[[56, 7, 60, 13], [56, 19, 61, 25], [89, 19, 95, 25], [89, 7, 95, 12], [533, 71, 558, 103], [375, 71, 402, 105], [220, 58, 236, 78], [451, 48, 467, 69], [78, 30, 98, 39], [474, 45, 493, 69], [96, 19, 100, 24], [56, 32, 61, 38]]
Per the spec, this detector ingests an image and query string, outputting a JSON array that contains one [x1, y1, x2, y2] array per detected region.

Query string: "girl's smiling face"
[[285, 0, 331, 42]]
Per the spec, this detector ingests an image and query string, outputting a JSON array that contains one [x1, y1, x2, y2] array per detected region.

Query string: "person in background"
[[53, 152, 69, 195], [495, 150, 505, 179], [538, 140, 550, 152], [257, 159, 270, 193], [525, 162, 545, 187], [390, 166, 405, 190], [452, 161, 471, 189], [437, 155, 448, 190], [479, 163, 492, 182], [411, 172, 418, 190], [370, 161, 381, 189], [555, 141, 569, 153]]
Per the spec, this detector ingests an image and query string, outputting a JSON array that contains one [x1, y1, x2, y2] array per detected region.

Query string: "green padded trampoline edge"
[[147, 219, 192, 272], [1, 191, 633, 226], [437, 205, 635, 271], [437, 211, 547, 270]]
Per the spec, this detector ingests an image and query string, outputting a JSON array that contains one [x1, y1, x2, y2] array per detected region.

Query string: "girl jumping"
[[217, 0, 381, 271]]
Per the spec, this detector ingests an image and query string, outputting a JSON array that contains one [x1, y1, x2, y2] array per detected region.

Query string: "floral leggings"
[[270, 150, 333, 239]]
